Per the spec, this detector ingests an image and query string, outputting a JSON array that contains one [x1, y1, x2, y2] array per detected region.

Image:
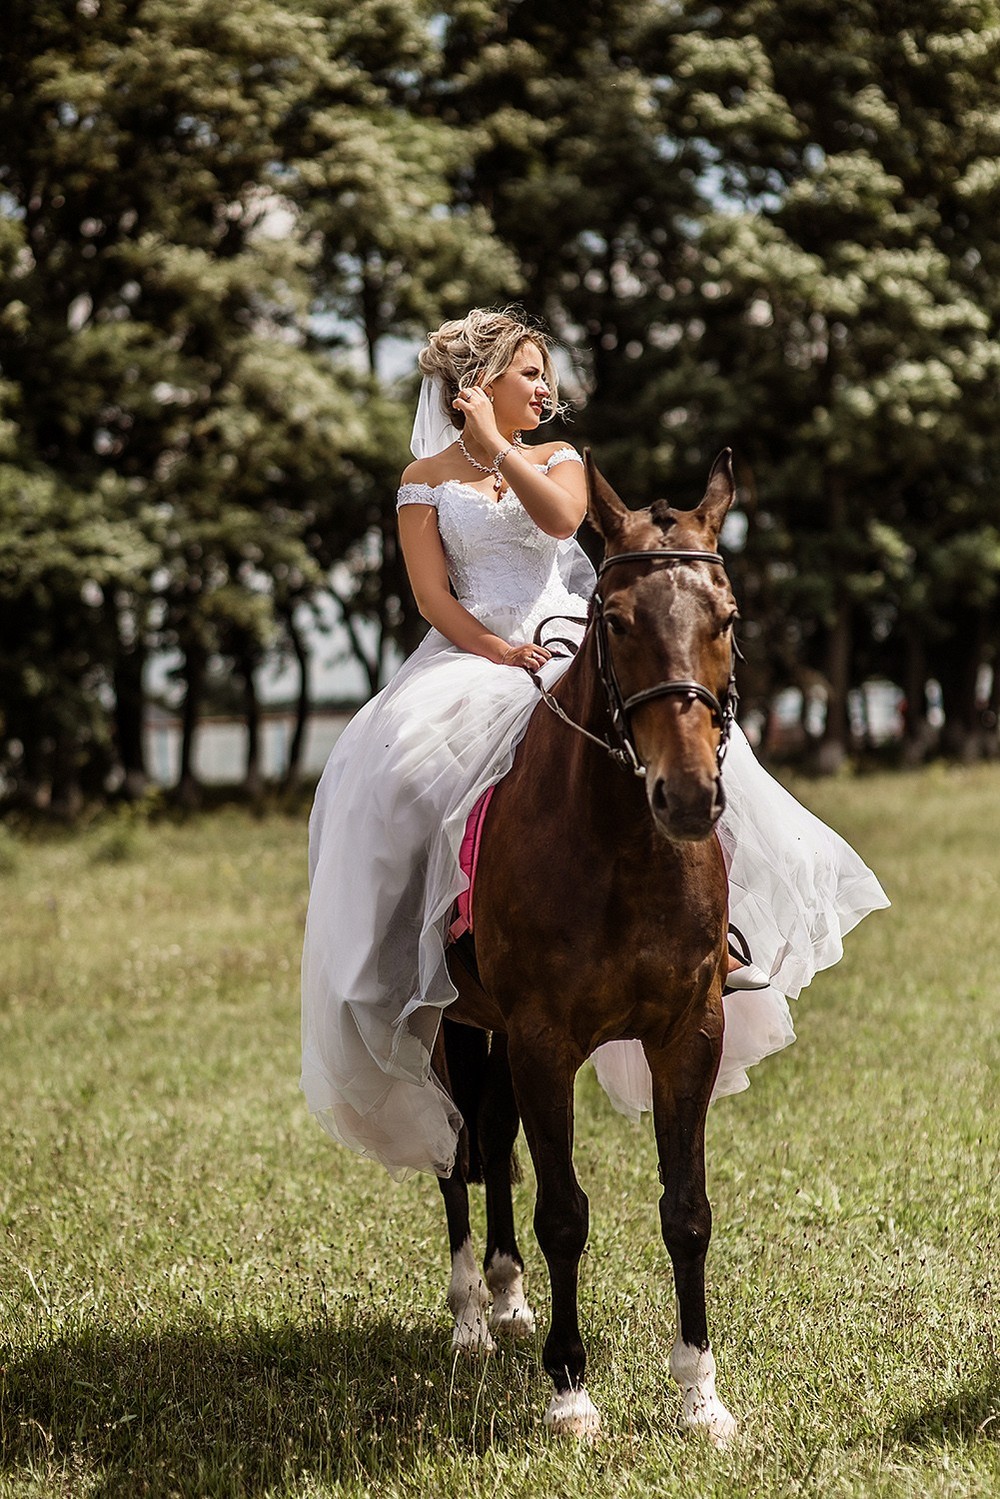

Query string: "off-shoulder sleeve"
[[543, 448, 584, 471], [396, 482, 439, 510]]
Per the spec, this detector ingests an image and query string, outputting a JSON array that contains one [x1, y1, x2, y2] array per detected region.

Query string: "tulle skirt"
[[301, 629, 889, 1179]]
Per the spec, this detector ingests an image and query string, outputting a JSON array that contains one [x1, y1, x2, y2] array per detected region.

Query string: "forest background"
[[3, 0, 1000, 814]]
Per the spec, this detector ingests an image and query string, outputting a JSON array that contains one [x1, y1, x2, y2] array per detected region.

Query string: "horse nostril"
[[651, 777, 669, 816]]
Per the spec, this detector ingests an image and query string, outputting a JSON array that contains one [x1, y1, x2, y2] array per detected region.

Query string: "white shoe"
[[725, 924, 771, 992], [724, 962, 772, 992]]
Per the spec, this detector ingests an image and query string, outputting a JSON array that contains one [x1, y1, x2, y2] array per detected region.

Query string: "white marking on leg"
[[670, 1333, 737, 1446], [486, 1250, 536, 1339], [447, 1237, 494, 1354], [544, 1386, 601, 1438]]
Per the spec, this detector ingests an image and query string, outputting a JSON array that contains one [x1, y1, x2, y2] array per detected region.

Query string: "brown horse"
[[436, 450, 740, 1440]]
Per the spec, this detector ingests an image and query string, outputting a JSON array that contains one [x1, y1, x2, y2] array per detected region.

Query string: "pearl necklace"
[[458, 433, 519, 494]]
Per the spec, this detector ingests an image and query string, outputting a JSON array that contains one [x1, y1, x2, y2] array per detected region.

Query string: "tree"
[[656, 0, 1000, 763], [294, 1, 521, 690], [0, 449, 157, 811], [0, 0, 344, 801], [437, 0, 1000, 764], [0, 0, 514, 804], [436, 0, 706, 482]]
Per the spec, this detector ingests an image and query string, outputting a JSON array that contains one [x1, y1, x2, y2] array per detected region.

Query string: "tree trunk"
[[241, 649, 264, 801], [901, 620, 934, 766], [361, 266, 381, 377], [935, 608, 984, 762], [984, 641, 1000, 760], [333, 589, 380, 698], [815, 472, 851, 774], [176, 641, 205, 808], [816, 594, 852, 773], [282, 606, 311, 788], [48, 726, 83, 821], [111, 600, 149, 800], [11, 721, 49, 811]]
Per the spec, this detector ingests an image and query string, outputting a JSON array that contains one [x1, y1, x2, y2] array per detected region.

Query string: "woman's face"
[[489, 340, 550, 433]]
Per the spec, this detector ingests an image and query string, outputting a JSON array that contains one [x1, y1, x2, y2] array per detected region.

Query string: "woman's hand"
[[453, 385, 502, 459], [500, 643, 552, 671]]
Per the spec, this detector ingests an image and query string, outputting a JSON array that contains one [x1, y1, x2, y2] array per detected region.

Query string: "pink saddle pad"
[[449, 784, 496, 942]]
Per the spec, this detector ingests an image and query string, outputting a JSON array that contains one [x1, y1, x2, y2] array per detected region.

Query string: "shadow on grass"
[[889, 1354, 1000, 1449], [0, 1311, 544, 1496]]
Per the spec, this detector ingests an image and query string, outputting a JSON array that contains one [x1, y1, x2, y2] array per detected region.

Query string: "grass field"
[[0, 766, 997, 1498]]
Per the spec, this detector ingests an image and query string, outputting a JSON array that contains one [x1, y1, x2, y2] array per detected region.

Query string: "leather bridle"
[[530, 548, 738, 780]]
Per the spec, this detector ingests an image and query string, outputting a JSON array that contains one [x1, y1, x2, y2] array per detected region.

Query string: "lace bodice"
[[397, 448, 590, 642]]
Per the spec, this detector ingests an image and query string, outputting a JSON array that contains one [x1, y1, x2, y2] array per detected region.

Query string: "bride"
[[301, 307, 888, 1179]]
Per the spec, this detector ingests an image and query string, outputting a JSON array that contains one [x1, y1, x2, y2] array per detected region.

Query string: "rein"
[[530, 549, 738, 780]]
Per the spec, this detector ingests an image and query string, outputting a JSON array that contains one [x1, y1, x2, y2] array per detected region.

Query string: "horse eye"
[[605, 614, 628, 636]]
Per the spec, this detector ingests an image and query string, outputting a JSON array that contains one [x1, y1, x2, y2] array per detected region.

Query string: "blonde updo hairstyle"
[[418, 307, 560, 432]]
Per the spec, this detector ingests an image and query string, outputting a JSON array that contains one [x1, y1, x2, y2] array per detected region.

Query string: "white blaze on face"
[[447, 1237, 494, 1354]]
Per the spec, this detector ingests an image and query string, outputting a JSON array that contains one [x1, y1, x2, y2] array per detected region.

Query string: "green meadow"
[[0, 766, 997, 1498]]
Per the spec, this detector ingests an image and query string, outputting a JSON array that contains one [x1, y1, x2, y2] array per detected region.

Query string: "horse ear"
[[585, 449, 629, 541], [695, 448, 736, 538]]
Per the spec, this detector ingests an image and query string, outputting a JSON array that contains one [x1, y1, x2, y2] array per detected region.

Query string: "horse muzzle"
[[647, 769, 726, 842]]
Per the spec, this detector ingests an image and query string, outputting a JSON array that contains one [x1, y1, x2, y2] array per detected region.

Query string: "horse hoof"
[[489, 1303, 536, 1340], [544, 1387, 601, 1439], [451, 1319, 495, 1356], [671, 1340, 736, 1447], [682, 1398, 738, 1448]]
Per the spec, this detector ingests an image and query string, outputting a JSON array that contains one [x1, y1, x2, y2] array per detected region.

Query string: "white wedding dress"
[[301, 450, 889, 1178]]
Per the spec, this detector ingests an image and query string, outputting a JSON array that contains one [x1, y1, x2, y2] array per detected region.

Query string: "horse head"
[[585, 450, 738, 842]]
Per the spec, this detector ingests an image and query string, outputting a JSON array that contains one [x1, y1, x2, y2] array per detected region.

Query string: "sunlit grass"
[[0, 770, 997, 1497]]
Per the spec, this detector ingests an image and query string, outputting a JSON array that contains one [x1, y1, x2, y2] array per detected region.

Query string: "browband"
[[599, 549, 724, 576]]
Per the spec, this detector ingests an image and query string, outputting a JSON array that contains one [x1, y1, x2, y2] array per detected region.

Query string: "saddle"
[[449, 784, 495, 943], [446, 610, 581, 952]]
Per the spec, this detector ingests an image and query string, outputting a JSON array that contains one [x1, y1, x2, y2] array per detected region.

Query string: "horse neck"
[[541, 633, 722, 901], [552, 625, 604, 730]]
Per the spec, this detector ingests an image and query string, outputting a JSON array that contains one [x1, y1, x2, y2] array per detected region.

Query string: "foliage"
[[3, 0, 1000, 807], [654, 0, 1000, 756], [435, 0, 1000, 761], [0, 0, 510, 807]]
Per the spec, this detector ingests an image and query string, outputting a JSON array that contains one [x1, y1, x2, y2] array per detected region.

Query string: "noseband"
[[531, 549, 738, 779]]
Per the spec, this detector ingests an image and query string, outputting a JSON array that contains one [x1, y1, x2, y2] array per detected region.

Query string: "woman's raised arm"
[[455, 387, 587, 538]]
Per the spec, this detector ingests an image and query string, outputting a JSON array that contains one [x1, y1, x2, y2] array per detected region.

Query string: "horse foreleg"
[[480, 1032, 535, 1339], [643, 1033, 737, 1446], [509, 1034, 599, 1438]]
